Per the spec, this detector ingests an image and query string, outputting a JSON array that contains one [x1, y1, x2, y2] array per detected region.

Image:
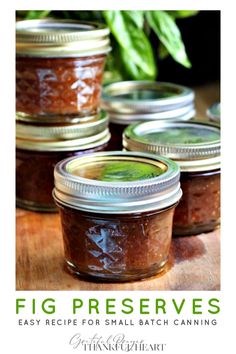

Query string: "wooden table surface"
[[16, 82, 220, 291]]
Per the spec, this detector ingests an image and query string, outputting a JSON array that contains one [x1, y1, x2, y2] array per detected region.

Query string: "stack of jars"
[[16, 19, 111, 211]]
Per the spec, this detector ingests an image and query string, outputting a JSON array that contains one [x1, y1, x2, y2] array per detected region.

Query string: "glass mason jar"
[[53, 151, 182, 281], [123, 120, 221, 236], [16, 19, 110, 119], [16, 111, 110, 212], [102, 80, 195, 150]]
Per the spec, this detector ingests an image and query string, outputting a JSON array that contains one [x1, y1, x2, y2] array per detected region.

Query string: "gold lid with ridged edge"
[[16, 128, 110, 152], [16, 110, 108, 141], [102, 81, 194, 114], [123, 120, 220, 172], [16, 110, 99, 124], [108, 106, 195, 125], [16, 19, 111, 57], [53, 151, 182, 214]]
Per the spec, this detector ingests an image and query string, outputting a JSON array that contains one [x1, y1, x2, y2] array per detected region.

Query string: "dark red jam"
[[16, 143, 108, 212], [173, 170, 220, 235], [57, 203, 176, 281], [16, 55, 106, 118]]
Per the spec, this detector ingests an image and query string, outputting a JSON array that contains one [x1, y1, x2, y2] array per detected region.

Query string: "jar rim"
[[16, 110, 109, 142], [16, 111, 99, 124], [16, 19, 111, 57], [108, 106, 195, 125], [16, 128, 110, 152], [102, 81, 194, 114], [123, 120, 220, 171], [53, 151, 182, 213]]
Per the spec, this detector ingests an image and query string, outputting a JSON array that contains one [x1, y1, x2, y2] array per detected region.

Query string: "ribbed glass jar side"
[[56, 202, 177, 281], [16, 55, 106, 118]]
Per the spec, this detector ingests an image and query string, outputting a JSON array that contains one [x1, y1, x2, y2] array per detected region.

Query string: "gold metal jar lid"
[[102, 81, 194, 114], [16, 111, 99, 124], [123, 120, 221, 172], [16, 19, 111, 57], [108, 104, 195, 125], [16, 111, 110, 151], [16, 129, 110, 152], [16, 110, 108, 140], [53, 151, 182, 214]]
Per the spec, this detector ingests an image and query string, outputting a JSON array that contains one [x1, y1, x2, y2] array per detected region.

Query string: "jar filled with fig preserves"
[[102, 81, 195, 150], [16, 111, 110, 212], [123, 120, 220, 236], [16, 19, 110, 119], [53, 151, 182, 281]]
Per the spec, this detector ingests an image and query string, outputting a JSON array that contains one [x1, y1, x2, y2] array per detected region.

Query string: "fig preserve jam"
[[16, 19, 110, 119], [16, 112, 110, 212], [173, 170, 220, 235], [123, 120, 221, 235], [53, 151, 182, 281]]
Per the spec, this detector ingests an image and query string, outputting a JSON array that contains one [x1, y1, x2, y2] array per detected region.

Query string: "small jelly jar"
[[102, 80, 195, 150], [16, 19, 110, 119], [16, 111, 110, 212], [123, 120, 221, 236], [53, 151, 182, 281]]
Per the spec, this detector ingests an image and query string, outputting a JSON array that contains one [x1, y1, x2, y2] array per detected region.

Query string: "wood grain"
[[16, 83, 220, 291], [16, 208, 220, 291]]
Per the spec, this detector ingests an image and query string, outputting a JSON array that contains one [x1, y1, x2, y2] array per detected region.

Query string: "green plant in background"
[[16, 10, 198, 83]]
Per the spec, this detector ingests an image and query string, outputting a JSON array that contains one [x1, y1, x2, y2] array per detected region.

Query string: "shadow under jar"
[[53, 151, 182, 281], [102, 80, 195, 150], [123, 120, 221, 236], [16, 111, 110, 212], [16, 19, 110, 119]]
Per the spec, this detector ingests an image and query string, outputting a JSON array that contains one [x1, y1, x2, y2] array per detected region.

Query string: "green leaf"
[[25, 10, 51, 19], [103, 10, 156, 79], [168, 11, 199, 19], [120, 46, 156, 80], [123, 11, 144, 29], [146, 11, 191, 68]]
